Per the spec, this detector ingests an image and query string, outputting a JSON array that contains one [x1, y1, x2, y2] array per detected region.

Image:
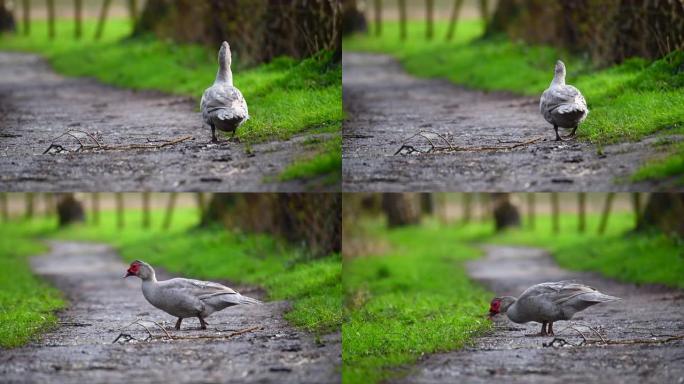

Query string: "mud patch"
[[0, 241, 340, 383]]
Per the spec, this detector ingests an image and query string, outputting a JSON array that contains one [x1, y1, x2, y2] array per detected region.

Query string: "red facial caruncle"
[[124, 261, 140, 277], [489, 297, 502, 316]]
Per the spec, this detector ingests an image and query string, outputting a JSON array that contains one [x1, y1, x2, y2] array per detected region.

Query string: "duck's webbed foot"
[[175, 318, 183, 330]]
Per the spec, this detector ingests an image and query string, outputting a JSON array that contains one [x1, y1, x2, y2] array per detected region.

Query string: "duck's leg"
[[547, 322, 554, 336], [175, 318, 183, 330], [554, 125, 563, 141], [198, 316, 208, 330], [525, 321, 548, 337], [211, 124, 218, 143]]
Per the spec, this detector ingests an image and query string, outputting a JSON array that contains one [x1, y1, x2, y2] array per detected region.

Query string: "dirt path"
[[0, 241, 340, 383], [0, 52, 326, 192], [343, 53, 676, 192], [397, 245, 684, 383]]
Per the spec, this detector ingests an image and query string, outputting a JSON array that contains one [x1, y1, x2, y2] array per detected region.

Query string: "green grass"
[[343, 219, 492, 384], [0, 208, 341, 344], [632, 141, 684, 184], [345, 20, 684, 179], [0, 19, 342, 183], [280, 135, 342, 187], [0, 220, 64, 348]]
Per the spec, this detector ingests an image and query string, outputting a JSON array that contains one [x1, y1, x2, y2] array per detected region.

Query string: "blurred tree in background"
[[0, 0, 14, 32], [382, 193, 421, 227], [202, 193, 341, 258], [492, 193, 520, 232], [134, 0, 341, 66], [56, 194, 85, 227], [342, 0, 366, 36], [487, 0, 684, 66], [637, 193, 684, 237]]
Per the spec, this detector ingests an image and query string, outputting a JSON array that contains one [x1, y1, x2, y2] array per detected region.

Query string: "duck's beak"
[[124, 270, 134, 278]]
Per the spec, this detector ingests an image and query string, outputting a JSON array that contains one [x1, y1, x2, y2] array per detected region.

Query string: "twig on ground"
[[112, 319, 262, 344], [44, 129, 192, 154], [394, 129, 542, 155]]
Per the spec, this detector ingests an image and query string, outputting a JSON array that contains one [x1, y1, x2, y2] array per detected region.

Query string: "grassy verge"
[[0, 209, 341, 342], [343, 218, 492, 384], [344, 20, 684, 180], [0, 220, 64, 348], [0, 20, 342, 183]]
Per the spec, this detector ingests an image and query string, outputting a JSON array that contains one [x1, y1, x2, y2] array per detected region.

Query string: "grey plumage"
[[491, 281, 620, 336], [200, 41, 249, 142], [125, 260, 261, 330], [540, 60, 588, 141]]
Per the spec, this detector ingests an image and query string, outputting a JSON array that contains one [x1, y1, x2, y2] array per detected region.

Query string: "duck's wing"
[[163, 277, 238, 299], [542, 85, 587, 114], [201, 84, 249, 121]]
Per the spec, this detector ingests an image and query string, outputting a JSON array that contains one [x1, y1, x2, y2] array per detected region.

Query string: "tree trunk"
[[342, 0, 366, 36], [636, 193, 684, 237], [0, 0, 15, 32], [526, 193, 535, 229], [382, 193, 420, 228], [134, 0, 341, 66], [57, 194, 85, 227], [199, 193, 237, 227], [446, 0, 464, 41], [598, 193, 615, 235], [94, 0, 112, 40], [420, 193, 434, 215], [426, 0, 434, 40], [551, 193, 559, 234], [492, 193, 520, 232], [74, 0, 82, 38], [486, 0, 684, 66]]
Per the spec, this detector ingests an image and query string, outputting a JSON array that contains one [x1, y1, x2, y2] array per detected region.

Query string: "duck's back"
[[540, 84, 588, 127], [200, 83, 249, 132]]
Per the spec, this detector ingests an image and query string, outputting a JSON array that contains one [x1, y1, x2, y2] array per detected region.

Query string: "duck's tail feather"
[[556, 103, 585, 114], [239, 294, 262, 305]]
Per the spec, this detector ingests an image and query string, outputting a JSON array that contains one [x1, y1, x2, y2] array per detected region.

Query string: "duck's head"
[[218, 41, 232, 66], [124, 260, 154, 281], [554, 60, 566, 77], [488, 296, 516, 318]]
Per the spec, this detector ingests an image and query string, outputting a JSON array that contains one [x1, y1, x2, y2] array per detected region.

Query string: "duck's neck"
[[501, 296, 523, 322], [552, 72, 566, 87], [215, 55, 233, 86], [141, 269, 158, 284]]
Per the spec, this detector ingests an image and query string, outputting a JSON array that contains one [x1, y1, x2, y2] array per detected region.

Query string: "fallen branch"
[[44, 129, 192, 154], [394, 129, 543, 155], [112, 319, 262, 344]]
